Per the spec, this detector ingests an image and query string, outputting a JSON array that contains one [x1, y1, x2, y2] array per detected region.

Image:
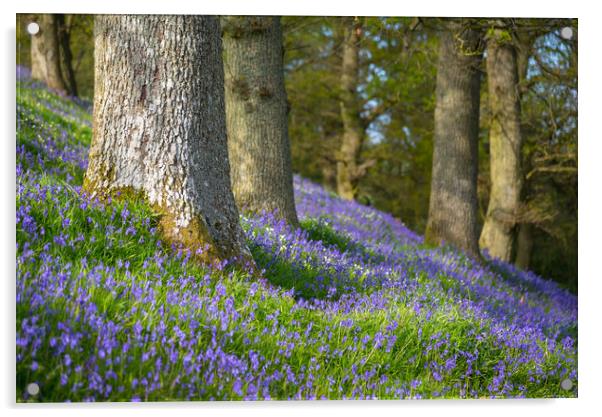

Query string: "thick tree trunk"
[[479, 29, 523, 262], [425, 21, 483, 258], [336, 17, 364, 201], [515, 223, 533, 270], [84, 15, 253, 267], [221, 16, 299, 226], [30, 14, 68, 94], [56, 14, 78, 96]]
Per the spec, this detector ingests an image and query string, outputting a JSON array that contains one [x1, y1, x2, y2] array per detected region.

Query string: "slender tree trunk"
[[221, 16, 299, 226], [515, 223, 533, 270], [321, 161, 337, 192], [84, 15, 253, 267], [56, 14, 78, 96], [479, 28, 523, 262], [336, 17, 364, 201], [514, 32, 535, 269], [425, 21, 483, 258], [30, 14, 68, 94], [515, 32, 532, 97]]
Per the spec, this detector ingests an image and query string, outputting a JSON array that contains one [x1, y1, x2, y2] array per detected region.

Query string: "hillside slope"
[[16, 68, 577, 401]]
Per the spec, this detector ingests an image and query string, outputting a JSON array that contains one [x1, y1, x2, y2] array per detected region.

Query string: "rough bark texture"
[[221, 16, 299, 226], [479, 29, 523, 262], [30, 14, 68, 94], [56, 14, 78, 96], [336, 17, 364, 201], [85, 15, 253, 267], [425, 22, 483, 258]]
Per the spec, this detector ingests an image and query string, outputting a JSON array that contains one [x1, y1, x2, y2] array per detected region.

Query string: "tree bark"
[[515, 31, 533, 96], [336, 17, 364, 201], [514, 32, 535, 269], [56, 14, 78, 96], [30, 14, 68, 94], [84, 15, 253, 268], [221, 16, 299, 226], [479, 28, 523, 262], [425, 21, 483, 258], [515, 223, 533, 270]]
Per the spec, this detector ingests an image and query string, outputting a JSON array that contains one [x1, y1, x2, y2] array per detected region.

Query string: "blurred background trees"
[[18, 14, 94, 98], [29, 14, 68, 94], [16, 15, 578, 292], [281, 16, 577, 292]]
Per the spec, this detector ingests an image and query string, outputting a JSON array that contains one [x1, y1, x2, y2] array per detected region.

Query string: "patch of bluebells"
[[16, 68, 577, 402]]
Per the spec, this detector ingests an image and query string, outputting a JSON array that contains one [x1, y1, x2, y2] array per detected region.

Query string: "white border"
[[3, 1, 599, 417]]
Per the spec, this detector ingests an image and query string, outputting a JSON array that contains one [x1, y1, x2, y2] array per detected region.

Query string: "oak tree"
[[84, 15, 253, 267], [222, 16, 299, 226], [425, 20, 483, 258]]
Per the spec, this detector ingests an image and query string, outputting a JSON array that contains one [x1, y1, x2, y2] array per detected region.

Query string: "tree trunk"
[[336, 17, 364, 201], [514, 32, 535, 270], [321, 161, 337, 192], [84, 15, 253, 268], [425, 21, 483, 258], [30, 14, 68, 94], [56, 14, 78, 96], [221, 16, 299, 226], [479, 28, 523, 262], [514, 31, 536, 270], [515, 223, 533, 270], [515, 31, 532, 96]]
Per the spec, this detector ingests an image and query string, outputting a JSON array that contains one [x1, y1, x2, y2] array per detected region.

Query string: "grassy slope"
[[16, 77, 577, 402]]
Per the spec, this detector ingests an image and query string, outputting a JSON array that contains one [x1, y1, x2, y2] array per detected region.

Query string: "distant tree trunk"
[[515, 31, 533, 97], [479, 28, 523, 262], [221, 16, 299, 226], [515, 223, 533, 270], [425, 21, 483, 258], [84, 15, 253, 268], [321, 161, 337, 192], [336, 17, 364, 201], [30, 14, 68, 94], [56, 14, 78, 96], [514, 32, 535, 270]]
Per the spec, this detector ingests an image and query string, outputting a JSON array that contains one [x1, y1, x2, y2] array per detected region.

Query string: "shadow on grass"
[[248, 218, 388, 301], [300, 218, 388, 264], [249, 243, 333, 301]]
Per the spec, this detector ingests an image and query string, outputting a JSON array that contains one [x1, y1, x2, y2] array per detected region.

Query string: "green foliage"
[[283, 17, 439, 233], [486, 27, 513, 44], [283, 16, 343, 189]]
